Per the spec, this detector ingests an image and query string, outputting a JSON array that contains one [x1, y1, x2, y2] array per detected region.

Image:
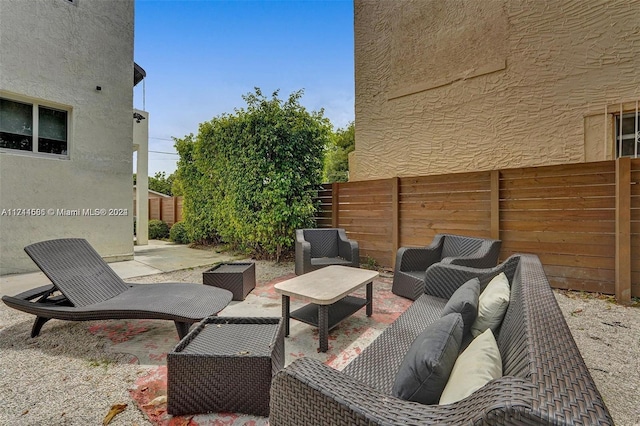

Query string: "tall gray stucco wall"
[[0, 0, 135, 274], [352, 0, 640, 180]]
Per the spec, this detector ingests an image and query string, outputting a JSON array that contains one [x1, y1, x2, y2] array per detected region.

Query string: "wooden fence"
[[148, 196, 183, 227], [316, 159, 640, 303]]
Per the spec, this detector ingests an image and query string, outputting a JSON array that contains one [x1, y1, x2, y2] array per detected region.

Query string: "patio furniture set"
[[1, 231, 614, 424], [270, 253, 614, 425]]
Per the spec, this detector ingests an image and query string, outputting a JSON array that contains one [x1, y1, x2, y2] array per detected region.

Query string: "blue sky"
[[133, 0, 355, 176]]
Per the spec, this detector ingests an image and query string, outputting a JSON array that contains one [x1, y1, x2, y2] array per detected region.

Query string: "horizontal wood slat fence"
[[315, 159, 640, 303], [148, 196, 183, 227]]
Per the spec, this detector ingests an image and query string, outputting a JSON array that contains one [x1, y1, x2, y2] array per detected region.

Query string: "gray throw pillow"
[[441, 278, 480, 336], [391, 313, 464, 404]]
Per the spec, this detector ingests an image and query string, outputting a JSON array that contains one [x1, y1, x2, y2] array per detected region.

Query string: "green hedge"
[[169, 221, 190, 244], [174, 89, 329, 260], [149, 219, 170, 240]]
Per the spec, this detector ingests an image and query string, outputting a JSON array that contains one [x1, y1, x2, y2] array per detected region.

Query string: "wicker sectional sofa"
[[269, 254, 614, 425]]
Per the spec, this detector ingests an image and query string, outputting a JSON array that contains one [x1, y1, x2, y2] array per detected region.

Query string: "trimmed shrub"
[[169, 221, 190, 244], [174, 88, 329, 260], [149, 219, 170, 240]]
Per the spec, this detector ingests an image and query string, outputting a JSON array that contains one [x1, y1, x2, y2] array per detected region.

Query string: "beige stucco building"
[[0, 0, 145, 274], [351, 0, 640, 181]]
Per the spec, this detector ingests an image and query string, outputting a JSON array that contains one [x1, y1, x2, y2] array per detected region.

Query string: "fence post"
[[490, 170, 500, 241], [615, 157, 632, 304], [332, 182, 339, 228], [173, 196, 178, 225], [148, 198, 153, 221], [391, 177, 399, 268]]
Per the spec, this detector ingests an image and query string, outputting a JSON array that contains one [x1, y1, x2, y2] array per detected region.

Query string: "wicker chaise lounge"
[[392, 233, 502, 300], [1, 238, 232, 338], [269, 254, 614, 425]]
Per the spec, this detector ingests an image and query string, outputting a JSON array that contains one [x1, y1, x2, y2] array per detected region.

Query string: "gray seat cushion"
[[311, 257, 352, 267]]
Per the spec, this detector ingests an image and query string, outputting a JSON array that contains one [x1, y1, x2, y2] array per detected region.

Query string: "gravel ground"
[[553, 291, 640, 426], [0, 260, 292, 426], [1, 260, 638, 425]]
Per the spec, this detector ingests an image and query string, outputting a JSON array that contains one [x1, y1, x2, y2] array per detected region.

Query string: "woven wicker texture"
[[305, 229, 340, 258], [212, 263, 250, 274], [295, 228, 359, 275], [203, 262, 256, 301], [392, 234, 501, 301], [342, 295, 447, 394], [423, 256, 520, 300], [3, 238, 232, 338], [442, 237, 503, 269], [168, 317, 284, 417], [25, 238, 130, 307], [392, 271, 427, 301], [504, 255, 613, 424], [441, 235, 483, 258], [269, 254, 614, 425]]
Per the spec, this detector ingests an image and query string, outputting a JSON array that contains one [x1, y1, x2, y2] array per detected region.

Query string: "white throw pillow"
[[470, 272, 510, 337], [439, 328, 502, 405]]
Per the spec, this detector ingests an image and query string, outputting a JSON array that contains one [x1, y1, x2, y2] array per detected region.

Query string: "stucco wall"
[[0, 0, 135, 274], [352, 0, 640, 180]]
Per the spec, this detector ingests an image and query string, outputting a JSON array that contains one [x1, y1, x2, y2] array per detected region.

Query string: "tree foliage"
[[149, 172, 174, 196], [133, 172, 175, 196], [174, 88, 329, 260], [323, 121, 354, 183]]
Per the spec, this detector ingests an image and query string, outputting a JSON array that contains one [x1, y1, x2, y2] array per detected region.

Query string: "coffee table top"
[[274, 265, 379, 305]]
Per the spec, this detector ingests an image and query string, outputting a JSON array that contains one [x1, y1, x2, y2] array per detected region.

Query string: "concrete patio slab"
[[132, 240, 239, 273], [0, 240, 239, 296]]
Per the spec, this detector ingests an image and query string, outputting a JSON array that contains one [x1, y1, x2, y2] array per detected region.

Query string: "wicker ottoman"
[[203, 262, 256, 301], [167, 317, 284, 417]]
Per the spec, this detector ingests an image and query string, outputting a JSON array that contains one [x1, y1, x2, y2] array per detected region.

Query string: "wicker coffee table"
[[274, 265, 379, 352]]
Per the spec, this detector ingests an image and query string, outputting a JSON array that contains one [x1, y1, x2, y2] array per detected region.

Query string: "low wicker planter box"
[[167, 316, 284, 417], [203, 262, 256, 301]]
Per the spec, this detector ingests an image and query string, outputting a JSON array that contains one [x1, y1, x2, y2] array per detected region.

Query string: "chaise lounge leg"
[[174, 321, 191, 339], [31, 316, 51, 337]]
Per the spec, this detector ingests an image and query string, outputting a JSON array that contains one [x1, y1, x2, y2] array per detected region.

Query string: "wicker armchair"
[[392, 234, 501, 300], [295, 228, 359, 275]]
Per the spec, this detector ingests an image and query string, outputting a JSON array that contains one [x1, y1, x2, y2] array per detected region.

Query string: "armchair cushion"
[[440, 277, 480, 336], [471, 272, 510, 337], [391, 313, 464, 404], [310, 257, 353, 267]]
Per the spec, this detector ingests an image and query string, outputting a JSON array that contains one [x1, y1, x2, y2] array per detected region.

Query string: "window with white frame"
[[0, 97, 69, 156], [615, 111, 640, 158]]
